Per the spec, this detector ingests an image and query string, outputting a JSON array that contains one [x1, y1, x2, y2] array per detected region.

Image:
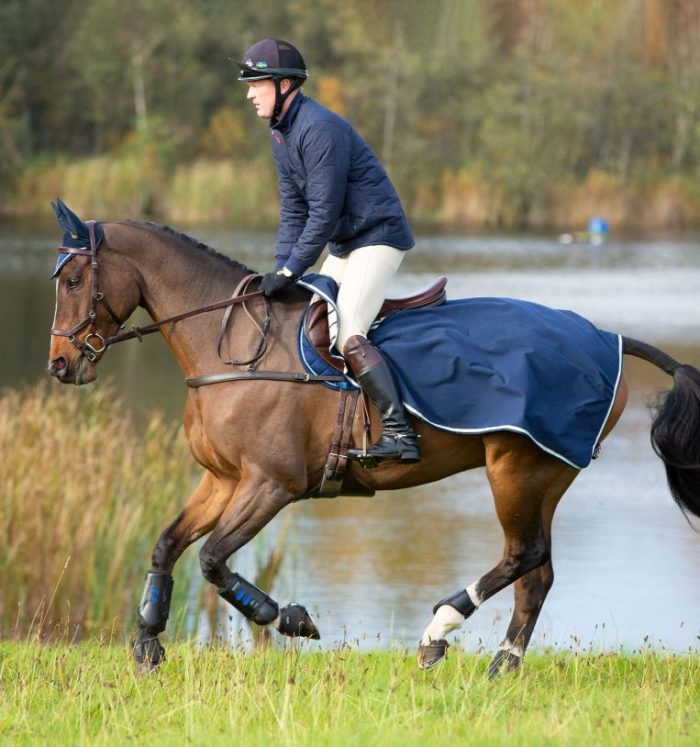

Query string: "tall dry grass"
[[164, 158, 278, 226], [7, 155, 279, 227], [7, 154, 165, 219], [0, 381, 200, 639], [541, 170, 700, 230], [9, 154, 700, 230]]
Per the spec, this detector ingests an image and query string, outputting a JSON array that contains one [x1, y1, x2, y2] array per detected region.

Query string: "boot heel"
[[398, 436, 421, 463]]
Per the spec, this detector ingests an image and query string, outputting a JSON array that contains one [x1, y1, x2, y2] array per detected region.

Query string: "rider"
[[235, 38, 420, 464]]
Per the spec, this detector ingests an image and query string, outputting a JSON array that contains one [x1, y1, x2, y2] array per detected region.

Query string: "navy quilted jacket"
[[269, 93, 414, 277]]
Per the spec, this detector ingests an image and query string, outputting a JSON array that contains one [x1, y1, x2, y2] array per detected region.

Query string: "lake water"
[[2, 218, 700, 653]]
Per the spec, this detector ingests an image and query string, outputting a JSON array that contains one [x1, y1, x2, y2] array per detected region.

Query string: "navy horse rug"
[[297, 275, 623, 470]]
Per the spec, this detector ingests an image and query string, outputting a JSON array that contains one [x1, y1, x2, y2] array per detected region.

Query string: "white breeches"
[[319, 244, 405, 351]]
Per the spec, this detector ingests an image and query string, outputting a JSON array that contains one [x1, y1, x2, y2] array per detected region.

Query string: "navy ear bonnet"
[[51, 198, 104, 278]]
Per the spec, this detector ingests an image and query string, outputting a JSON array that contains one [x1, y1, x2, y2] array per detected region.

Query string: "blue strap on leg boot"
[[218, 573, 279, 625], [343, 335, 420, 464], [137, 571, 174, 633]]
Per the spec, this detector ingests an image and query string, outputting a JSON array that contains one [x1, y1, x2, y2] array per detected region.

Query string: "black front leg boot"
[[218, 574, 279, 625], [343, 335, 420, 465], [133, 571, 173, 671]]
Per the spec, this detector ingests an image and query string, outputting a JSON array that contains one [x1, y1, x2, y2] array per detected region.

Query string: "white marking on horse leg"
[[501, 638, 524, 658], [420, 605, 465, 645], [420, 581, 484, 645], [466, 581, 483, 607]]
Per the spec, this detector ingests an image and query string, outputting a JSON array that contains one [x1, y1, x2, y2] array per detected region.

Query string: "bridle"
[[50, 221, 125, 362], [51, 222, 274, 367], [50, 221, 346, 388]]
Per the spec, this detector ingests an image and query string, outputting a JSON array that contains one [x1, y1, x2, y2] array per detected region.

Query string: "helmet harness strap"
[[273, 77, 304, 119]]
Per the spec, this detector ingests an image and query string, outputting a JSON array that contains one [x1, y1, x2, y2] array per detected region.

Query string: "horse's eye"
[[66, 276, 82, 290]]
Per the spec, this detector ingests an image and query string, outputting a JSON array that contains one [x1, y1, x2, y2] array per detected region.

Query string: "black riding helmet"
[[233, 39, 308, 119]]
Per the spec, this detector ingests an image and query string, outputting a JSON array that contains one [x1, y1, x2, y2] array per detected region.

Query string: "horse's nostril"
[[49, 356, 67, 377]]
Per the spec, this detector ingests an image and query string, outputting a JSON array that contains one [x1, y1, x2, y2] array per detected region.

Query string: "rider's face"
[[245, 78, 293, 120], [246, 79, 277, 119]]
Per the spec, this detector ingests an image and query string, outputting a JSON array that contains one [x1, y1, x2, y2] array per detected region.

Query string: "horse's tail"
[[623, 337, 700, 521]]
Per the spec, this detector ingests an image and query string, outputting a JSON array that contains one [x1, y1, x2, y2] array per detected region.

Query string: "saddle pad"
[[297, 275, 357, 390], [296, 274, 622, 469]]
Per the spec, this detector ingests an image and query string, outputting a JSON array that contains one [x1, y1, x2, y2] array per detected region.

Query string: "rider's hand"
[[260, 268, 297, 297]]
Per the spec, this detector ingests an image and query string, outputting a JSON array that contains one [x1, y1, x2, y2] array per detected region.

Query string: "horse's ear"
[[51, 198, 88, 241]]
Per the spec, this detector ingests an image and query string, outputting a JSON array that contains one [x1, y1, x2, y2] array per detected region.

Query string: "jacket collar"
[[271, 92, 305, 134]]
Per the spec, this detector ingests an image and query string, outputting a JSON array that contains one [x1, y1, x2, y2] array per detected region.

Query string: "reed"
[[541, 171, 700, 231], [6, 155, 279, 227], [164, 158, 278, 226], [8, 154, 700, 231], [0, 381, 200, 639], [7, 154, 166, 219]]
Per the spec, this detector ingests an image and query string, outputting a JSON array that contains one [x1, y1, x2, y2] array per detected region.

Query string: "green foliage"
[[1, 643, 699, 745], [2, 0, 700, 227]]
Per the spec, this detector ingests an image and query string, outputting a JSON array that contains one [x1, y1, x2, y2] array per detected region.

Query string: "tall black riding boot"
[[343, 335, 420, 464]]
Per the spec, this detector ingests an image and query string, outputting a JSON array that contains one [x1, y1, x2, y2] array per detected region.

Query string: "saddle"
[[304, 276, 448, 372]]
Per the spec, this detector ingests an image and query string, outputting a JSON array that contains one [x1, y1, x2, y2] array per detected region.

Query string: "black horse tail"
[[623, 337, 700, 521]]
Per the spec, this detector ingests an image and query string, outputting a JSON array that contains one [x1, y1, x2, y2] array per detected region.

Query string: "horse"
[[46, 202, 700, 675]]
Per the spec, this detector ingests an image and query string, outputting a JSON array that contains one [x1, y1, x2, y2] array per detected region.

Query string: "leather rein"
[[50, 223, 345, 385]]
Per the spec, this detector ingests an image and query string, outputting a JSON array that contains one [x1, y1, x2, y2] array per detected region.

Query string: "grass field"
[[1, 641, 698, 746], [3, 366, 699, 745]]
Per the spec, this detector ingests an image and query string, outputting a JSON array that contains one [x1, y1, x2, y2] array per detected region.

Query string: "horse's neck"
[[134, 239, 240, 317], [114, 224, 252, 376]]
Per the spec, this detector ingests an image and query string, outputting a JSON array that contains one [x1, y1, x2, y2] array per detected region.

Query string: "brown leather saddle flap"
[[305, 276, 448, 372]]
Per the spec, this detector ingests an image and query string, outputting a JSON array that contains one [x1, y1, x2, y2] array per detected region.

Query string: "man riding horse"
[[237, 38, 420, 465]]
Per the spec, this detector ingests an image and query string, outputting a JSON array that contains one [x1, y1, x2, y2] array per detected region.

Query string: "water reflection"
[[2, 219, 700, 651]]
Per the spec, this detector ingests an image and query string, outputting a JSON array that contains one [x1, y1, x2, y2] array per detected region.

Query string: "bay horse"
[[47, 204, 700, 675]]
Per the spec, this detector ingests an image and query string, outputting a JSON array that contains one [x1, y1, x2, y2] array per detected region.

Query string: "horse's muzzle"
[[48, 355, 68, 379], [47, 354, 97, 385]]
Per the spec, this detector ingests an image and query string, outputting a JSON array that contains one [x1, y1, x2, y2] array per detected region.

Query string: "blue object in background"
[[588, 216, 609, 243], [588, 216, 609, 235]]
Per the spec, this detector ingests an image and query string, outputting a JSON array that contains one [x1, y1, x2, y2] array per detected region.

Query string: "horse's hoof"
[[132, 636, 166, 673], [277, 604, 321, 640], [487, 649, 522, 679], [417, 639, 448, 669]]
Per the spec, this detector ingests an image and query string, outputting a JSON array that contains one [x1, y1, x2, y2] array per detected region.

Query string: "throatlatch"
[[137, 571, 174, 633], [218, 574, 279, 625]]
